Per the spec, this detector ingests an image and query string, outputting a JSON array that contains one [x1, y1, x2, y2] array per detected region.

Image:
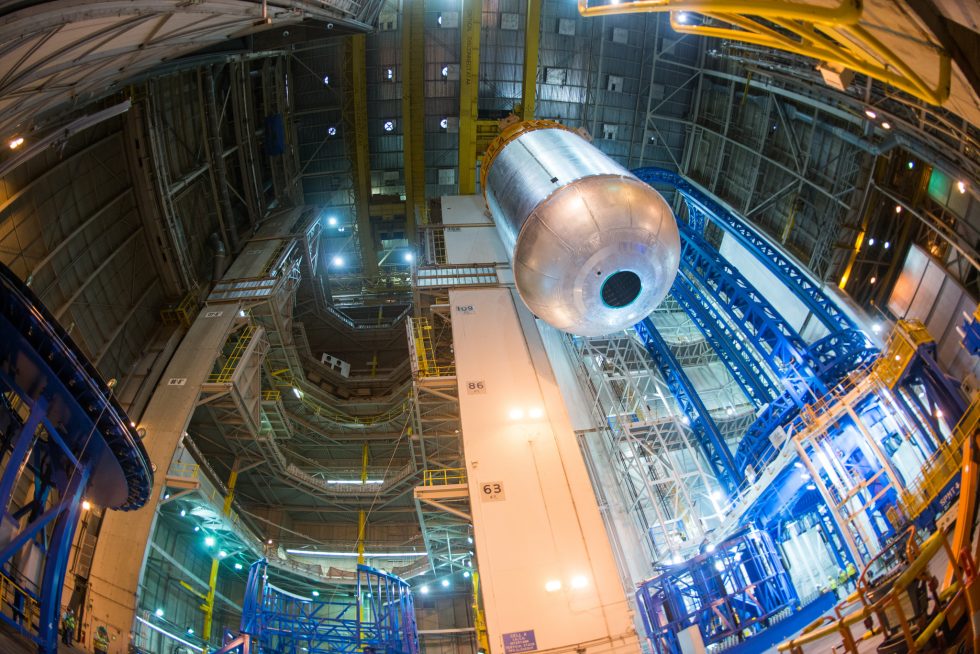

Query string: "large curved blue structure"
[[0, 262, 152, 654]]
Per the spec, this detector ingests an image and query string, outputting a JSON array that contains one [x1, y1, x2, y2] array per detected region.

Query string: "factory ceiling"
[[0, 0, 976, 558]]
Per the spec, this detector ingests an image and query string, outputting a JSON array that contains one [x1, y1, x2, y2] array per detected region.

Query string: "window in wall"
[[607, 75, 624, 92], [602, 124, 618, 140]]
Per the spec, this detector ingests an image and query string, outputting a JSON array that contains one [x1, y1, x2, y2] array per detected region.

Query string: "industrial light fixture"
[[385, 68, 394, 80], [868, 238, 875, 246], [234, 563, 243, 570], [403, 252, 414, 262], [806, 484, 816, 490], [864, 109, 877, 119], [383, 120, 395, 132], [218, 550, 227, 559], [706, 543, 716, 553], [8, 137, 24, 149], [326, 479, 383, 485], [327, 216, 337, 226], [440, 118, 448, 129], [311, 590, 320, 597], [323, 75, 330, 85], [441, 579, 450, 588], [441, 66, 449, 77], [871, 323, 882, 334], [82, 500, 91, 511], [327, 126, 337, 136], [957, 180, 967, 194], [571, 575, 588, 589], [895, 205, 902, 214], [437, 14, 443, 25], [884, 241, 890, 249], [180, 509, 187, 517], [292, 387, 303, 399], [907, 161, 915, 169], [187, 628, 194, 635], [544, 580, 561, 592], [869, 276, 877, 284], [419, 585, 429, 594], [155, 608, 164, 618], [332, 256, 345, 267], [881, 121, 891, 130], [714, 561, 725, 572], [205, 536, 216, 547], [194, 526, 200, 532], [467, 536, 473, 544], [463, 571, 471, 578]]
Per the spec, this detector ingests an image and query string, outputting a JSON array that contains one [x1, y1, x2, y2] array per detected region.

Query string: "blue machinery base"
[[216, 560, 419, 654], [0, 263, 152, 654]]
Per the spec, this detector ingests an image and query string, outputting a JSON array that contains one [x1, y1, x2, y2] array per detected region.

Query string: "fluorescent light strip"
[[286, 549, 427, 558], [326, 480, 384, 485], [135, 617, 201, 652], [267, 583, 312, 602]]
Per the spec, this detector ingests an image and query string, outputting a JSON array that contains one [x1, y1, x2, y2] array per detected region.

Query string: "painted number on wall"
[[481, 481, 505, 501], [167, 378, 187, 386], [466, 380, 486, 394], [204, 311, 224, 318], [455, 305, 475, 314]]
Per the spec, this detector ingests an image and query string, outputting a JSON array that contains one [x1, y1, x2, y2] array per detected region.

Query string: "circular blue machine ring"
[[0, 262, 152, 510]]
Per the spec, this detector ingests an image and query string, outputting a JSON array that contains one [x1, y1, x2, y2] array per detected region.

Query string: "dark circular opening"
[[601, 271, 642, 308]]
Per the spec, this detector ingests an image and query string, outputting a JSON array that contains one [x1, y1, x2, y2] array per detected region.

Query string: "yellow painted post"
[[202, 461, 240, 652], [358, 443, 369, 565], [344, 34, 377, 276], [458, 0, 481, 194], [520, 0, 542, 121], [472, 571, 491, 653], [402, 0, 427, 240]]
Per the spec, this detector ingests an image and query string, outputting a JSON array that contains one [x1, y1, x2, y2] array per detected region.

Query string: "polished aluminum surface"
[[485, 126, 680, 336]]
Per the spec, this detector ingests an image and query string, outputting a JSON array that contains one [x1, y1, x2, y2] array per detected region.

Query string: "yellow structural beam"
[[344, 34, 377, 276], [402, 0, 427, 241], [520, 0, 542, 121], [576, 0, 950, 106], [458, 0, 482, 194]]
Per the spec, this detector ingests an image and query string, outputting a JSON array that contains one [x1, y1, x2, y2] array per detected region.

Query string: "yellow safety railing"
[[423, 468, 467, 486], [160, 289, 198, 328], [412, 317, 456, 378], [270, 370, 410, 427], [207, 326, 256, 383], [169, 461, 201, 478], [577, 0, 951, 106], [900, 394, 980, 518], [262, 389, 282, 402], [0, 570, 39, 629], [779, 529, 965, 653], [874, 320, 933, 389], [260, 240, 289, 277]]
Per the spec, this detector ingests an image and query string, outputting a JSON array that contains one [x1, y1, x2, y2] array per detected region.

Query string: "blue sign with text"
[[503, 630, 538, 654]]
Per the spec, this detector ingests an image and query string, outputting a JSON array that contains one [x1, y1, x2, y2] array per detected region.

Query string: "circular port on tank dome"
[[601, 271, 642, 308]]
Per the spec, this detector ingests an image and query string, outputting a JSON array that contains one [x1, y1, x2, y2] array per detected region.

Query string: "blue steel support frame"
[[672, 274, 778, 408], [634, 168, 856, 333], [0, 262, 152, 654], [636, 528, 798, 654], [635, 318, 741, 493], [677, 222, 822, 407], [235, 560, 419, 654]]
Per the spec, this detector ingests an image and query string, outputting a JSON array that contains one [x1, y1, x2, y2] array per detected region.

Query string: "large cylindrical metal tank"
[[481, 120, 680, 337]]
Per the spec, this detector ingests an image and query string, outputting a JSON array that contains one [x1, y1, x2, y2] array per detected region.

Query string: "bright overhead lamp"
[[204, 536, 216, 547], [441, 579, 450, 588], [327, 216, 337, 226], [332, 256, 344, 267]]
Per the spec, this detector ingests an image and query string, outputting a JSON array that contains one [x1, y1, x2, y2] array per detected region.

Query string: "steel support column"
[[402, 0, 426, 242], [634, 318, 741, 493], [458, 0, 481, 194], [344, 35, 377, 275], [520, 0, 541, 121]]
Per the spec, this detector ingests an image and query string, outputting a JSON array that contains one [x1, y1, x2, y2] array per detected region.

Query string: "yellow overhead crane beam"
[[344, 34, 378, 276], [458, 0, 482, 194], [402, 0, 427, 240], [520, 0, 542, 121], [577, 0, 950, 106]]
